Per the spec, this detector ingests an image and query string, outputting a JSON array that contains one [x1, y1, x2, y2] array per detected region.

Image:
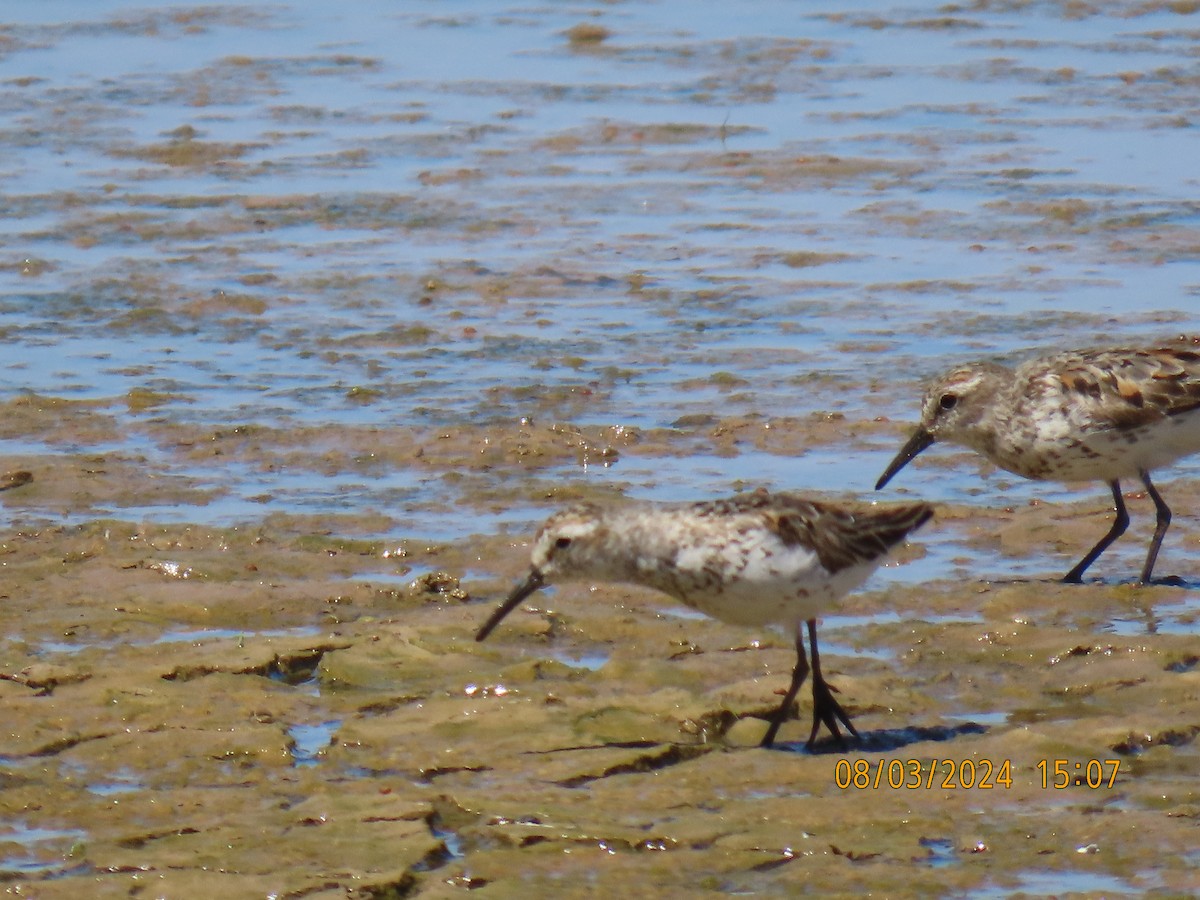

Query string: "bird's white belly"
[[1025, 410, 1200, 482], [665, 547, 879, 630]]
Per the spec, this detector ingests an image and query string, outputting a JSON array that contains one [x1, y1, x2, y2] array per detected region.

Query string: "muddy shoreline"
[[3, 411, 1200, 895]]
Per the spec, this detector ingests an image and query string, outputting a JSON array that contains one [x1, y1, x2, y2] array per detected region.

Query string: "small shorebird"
[[876, 345, 1200, 584], [476, 490, 932, 749]]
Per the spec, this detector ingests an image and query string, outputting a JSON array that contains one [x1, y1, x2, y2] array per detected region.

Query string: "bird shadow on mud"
[[773, 722, 989, 756], [980, 573, 1198, 589]]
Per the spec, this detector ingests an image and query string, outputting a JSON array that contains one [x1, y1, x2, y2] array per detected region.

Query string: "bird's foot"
[[805, 678, 860, 751]]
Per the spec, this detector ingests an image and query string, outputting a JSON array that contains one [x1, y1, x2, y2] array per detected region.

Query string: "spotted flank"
[[476, 489, 933, 751], [877, 343, 1200, 584], [689, 491, 933, 578]]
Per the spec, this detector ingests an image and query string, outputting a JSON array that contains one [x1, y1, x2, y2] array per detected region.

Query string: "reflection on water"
[[965, 869, 1151, 900], [1, 4, 1196, 535], [31, 624, 325, 656], [287, 720, 341, 767], [0, 822, 87, 876]]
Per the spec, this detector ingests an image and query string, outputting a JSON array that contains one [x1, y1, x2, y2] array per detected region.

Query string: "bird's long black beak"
[[475, 570, 546, 641], [875, 427, 935, 490]]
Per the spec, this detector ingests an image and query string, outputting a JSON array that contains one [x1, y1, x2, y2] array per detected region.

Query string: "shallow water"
[[2, 1, 1200, 895]]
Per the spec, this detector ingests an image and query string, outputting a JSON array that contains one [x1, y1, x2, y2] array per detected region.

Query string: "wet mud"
[[3, 1, 1200, 897], [3, 416, 1200, 896]]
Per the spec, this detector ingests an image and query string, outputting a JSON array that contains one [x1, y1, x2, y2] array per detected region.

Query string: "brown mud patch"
[[3, 483, 1200, 893], [0, 392, 909, 531]]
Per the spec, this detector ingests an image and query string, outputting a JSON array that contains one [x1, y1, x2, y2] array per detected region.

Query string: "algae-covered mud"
[[2, 1, 1200, 896]]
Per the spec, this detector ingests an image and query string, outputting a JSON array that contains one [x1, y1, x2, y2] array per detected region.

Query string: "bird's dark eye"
[[554, 537, 572, 550], [938, 393, 958, 411]]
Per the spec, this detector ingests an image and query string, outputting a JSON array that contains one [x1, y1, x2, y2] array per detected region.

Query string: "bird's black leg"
[[1063, 479, 1129, 584], [760, 622, 809, 749], [1138, 470, 1171, 585], [806, 619, 859, 750]]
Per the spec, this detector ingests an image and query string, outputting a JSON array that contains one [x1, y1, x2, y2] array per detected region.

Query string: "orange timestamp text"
[[835, 758, 1014, 790], [1036, 758, 1121, 789], [834, 757, 1123, 790]]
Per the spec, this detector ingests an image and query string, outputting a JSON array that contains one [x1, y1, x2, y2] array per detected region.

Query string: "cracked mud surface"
[[3, 452, 1200, 896], [3, 1, 1200, 896]]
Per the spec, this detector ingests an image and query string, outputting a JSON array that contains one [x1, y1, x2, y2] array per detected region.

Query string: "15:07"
[[1036, 758, 1121, 789]]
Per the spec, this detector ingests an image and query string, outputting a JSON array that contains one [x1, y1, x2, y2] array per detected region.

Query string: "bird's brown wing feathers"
[[1047, 347, 1200, 430], [762, 495, 933, 574]]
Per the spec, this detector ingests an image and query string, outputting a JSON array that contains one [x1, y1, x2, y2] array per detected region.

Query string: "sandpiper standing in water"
[[476, 490, 932, 749], [876, 345, 1200, 584]]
